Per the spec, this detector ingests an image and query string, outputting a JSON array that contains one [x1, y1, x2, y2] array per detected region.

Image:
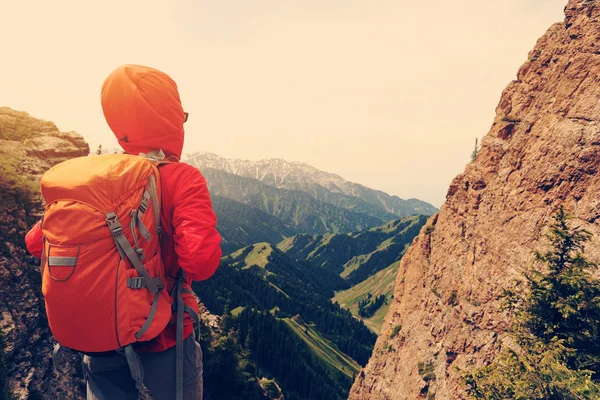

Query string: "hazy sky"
[[1, 0, 566, 207]]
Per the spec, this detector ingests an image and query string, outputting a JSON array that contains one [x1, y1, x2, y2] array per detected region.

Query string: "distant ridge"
[[185, 152, 438, 218]]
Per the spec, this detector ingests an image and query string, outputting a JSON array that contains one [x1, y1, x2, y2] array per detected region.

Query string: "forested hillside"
[[193, 245, 376, 399], [212, 196, 297, 254], [278, 215, 427, 285]]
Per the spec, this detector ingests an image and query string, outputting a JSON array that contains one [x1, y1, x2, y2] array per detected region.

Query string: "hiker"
[[25, 64, 222, 400]]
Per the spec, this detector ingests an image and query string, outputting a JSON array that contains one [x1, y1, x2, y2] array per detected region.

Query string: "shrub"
[[418, 360, 435, 383], [448, 290, 458, 306], [390, 325, 402, 339]]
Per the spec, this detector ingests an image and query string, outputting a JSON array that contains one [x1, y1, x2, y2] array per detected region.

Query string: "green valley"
[[189, 156, 431, 399], [333, 261, 400, 333], [193, 214, 428, 399]]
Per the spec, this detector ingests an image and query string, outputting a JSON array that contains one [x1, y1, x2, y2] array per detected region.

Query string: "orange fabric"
[[139, 163, 222, 353], [38, 155, 172, 352], [161, 163, 223, 282], [25, 221, 43, 257], [101, 65, 185, 160]]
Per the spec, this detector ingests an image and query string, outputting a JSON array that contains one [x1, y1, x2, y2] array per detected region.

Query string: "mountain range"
[[187, 153, 436, 214], [202, 167, 386, 237], [185, 152, 436, 256]]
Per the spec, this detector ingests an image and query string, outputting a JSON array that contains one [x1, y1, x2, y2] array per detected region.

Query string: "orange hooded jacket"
[[25, 64, 222, 352]]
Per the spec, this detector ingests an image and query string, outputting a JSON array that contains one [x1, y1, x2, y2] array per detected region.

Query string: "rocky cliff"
[[350, 1, 600, 399], [0, 108, 89, 399]]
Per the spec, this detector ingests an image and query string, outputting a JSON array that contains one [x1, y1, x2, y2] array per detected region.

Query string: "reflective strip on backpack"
[[129, 211, 141, 250], [137, 219, 152, 242], [48, 257, 77, 266]]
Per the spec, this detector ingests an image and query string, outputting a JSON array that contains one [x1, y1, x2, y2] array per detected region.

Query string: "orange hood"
[[101, 65, 185, 159]]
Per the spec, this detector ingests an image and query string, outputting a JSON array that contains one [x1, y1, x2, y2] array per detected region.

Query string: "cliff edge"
[[350, 1, 600, 398]]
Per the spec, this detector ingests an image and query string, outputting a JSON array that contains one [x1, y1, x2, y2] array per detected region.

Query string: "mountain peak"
[[185, 152, 346, 181]]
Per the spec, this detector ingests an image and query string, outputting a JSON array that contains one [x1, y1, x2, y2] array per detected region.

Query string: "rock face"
[[350, 2, 600, 399], [0, 108, 90, 399]]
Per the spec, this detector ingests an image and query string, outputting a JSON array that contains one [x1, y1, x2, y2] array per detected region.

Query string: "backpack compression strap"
[[105, 212, 160, 294]]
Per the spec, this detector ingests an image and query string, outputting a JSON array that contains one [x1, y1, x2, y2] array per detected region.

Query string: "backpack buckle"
[[128, 277, 145, 289], [105, 212, 123, 235]]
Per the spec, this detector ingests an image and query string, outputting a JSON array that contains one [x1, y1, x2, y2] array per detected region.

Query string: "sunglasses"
[[184, 112, 189, 123]]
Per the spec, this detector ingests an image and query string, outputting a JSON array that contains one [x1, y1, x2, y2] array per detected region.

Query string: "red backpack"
[[40, 150, 198, 399]]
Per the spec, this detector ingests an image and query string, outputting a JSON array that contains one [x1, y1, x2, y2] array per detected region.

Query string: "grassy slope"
[[228, 242, 273, 269], [340, 242, 409, 279], [231, 306, 245, 317], [282, 317, 360, 379], [277, 215, 426, 285], [333, 261, 400, 333]]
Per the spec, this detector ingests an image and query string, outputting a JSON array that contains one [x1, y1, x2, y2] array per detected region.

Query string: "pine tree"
[[222, 298, 233, 332], [244, 328, 255, 356], [463, 206, 600, 399], [470, 138, 479, 162], [95, 144, 103, 155], [526, 206, 600, 372]]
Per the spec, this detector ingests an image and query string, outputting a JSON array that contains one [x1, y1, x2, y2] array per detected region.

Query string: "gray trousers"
[[82, 335, 203, 400]]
